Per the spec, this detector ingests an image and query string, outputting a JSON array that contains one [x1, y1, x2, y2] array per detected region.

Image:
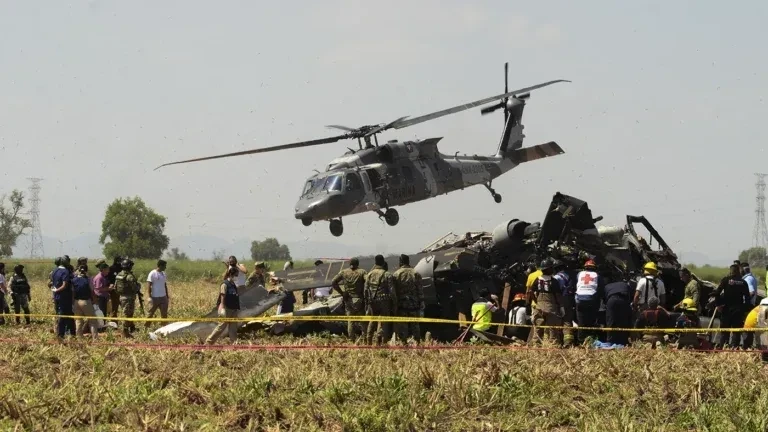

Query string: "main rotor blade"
[[326, 124, 357, 132], [363, 116, 410, 137], [391, 79, 570, 130], [154, 134, 350, 170]]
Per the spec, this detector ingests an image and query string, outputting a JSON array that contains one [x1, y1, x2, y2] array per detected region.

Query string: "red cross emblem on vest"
[[581, 273, 595, 285]]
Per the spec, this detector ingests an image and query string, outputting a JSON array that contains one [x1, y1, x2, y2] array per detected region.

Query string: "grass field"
[[0, 266, 765, 430]]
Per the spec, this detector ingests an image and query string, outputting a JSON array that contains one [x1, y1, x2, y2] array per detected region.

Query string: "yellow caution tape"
[[0, 312, 763, 333]]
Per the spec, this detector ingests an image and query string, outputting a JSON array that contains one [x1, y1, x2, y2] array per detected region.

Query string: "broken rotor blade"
[[391, 79, 570, 129], [154, 133, 350, 170]]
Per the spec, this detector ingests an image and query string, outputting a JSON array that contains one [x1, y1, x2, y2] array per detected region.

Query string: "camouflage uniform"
[[392, 265, 424, 342], [115, 269, 140, 336], [331, 267, 368, 338], [247, 271, 265, 289], [364, 265, 397, 345], [684, 279, 700, 310]]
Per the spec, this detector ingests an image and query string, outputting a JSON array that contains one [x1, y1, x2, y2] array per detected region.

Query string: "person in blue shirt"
[[51, 257, 75, 339], [742, 263, 758, 306]]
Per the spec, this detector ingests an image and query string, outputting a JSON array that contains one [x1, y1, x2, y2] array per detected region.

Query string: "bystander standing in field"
[[72, 263, 98, 340], [9, 264, 31, 325], [0, 263, 8, 325], [92, 260, 112, 315], [741, 263, 758, 306], [48, 257, 61, 333], [225, 256, 248, 290], [52, 257, 76, 339], [206, 266, 241, 344], [146, 260, 170, 329], [283, 261, 293, 271]]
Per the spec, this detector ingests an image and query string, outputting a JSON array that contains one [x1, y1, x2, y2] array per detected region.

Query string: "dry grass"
[[0, 279, 766, 431]]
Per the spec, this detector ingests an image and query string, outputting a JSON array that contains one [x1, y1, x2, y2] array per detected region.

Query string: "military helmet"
[[62, 255, 71, 265], [121, 258, 134, 270], [540, 259, 553, 270]]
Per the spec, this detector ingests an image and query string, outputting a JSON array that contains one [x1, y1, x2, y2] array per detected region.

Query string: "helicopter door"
[[344, 172, 365, 209]]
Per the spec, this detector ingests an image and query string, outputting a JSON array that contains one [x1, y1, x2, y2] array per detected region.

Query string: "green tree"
[[99, 197, 170, 259], [250, 238, 291, 261], [739, 247, 767, 268], [0, 190, 32, 257], [166, 247, 189, 261]]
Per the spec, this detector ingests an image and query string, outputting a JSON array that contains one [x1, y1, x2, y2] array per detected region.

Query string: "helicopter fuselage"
[[293, 137, 541, 225]]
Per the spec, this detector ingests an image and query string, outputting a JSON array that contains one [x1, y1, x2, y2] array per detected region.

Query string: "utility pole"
[[26, 178, 44, 259]]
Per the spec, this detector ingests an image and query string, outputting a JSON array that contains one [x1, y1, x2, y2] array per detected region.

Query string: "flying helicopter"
[[156, 63, 570, 237]]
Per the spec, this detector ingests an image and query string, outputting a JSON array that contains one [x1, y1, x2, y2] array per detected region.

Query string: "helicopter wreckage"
[[153, 192, 733, 343]]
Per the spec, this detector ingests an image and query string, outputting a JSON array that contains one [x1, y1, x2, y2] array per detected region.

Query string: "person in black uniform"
[[603, 277, 634, 345], [714, 264, 751, 348]]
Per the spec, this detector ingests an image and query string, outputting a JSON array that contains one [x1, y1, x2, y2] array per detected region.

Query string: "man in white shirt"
[[633, 262, 666, 311], [146, 260, 170, 328]]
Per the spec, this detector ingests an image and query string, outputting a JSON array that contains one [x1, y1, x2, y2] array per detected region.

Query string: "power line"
[[26, 178, 44, 259]]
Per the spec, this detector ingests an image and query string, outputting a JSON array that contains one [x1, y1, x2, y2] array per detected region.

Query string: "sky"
[[1, 1, 767, 264]]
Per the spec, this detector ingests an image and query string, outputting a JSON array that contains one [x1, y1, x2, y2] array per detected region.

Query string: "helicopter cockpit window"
[[324, 175, 342, 192], [345, 173, 362, 191], [301, 180, 314, 196]]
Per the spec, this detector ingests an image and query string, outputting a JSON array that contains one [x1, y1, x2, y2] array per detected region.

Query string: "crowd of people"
[[1, 252, 765, 349], [487, 257, 767, 349]]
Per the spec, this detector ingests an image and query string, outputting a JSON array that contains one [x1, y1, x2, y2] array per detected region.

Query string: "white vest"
[[575, 271, 599, 297]]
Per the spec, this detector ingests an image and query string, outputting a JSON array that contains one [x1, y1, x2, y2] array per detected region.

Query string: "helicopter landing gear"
[[375, 208, 400, 226], [484, 182, 502, 203], [301, 218, 312, 227], [329, 219, 343, 237], [385, 208, 399, 226]]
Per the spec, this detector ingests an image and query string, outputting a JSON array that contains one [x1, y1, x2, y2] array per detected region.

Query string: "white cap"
[[760, 298, 768, 306]]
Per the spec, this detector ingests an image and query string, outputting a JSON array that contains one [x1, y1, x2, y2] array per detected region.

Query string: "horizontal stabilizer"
[[509, 141, 564, 164]]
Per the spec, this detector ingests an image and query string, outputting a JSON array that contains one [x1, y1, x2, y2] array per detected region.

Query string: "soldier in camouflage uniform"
[[246, 262, 267, 289], [114, 258, 141, 337], [392, 254, 424, 343], [331, 257, 368, 339], [364, 255, 397, 345], [679, 268, 701, 313]]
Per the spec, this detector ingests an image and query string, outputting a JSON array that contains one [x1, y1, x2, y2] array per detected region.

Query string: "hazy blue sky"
[[1, 1, 766, 263]]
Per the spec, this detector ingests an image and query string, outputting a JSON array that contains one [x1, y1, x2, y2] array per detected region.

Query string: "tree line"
[[0, 191, 291, 262]]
